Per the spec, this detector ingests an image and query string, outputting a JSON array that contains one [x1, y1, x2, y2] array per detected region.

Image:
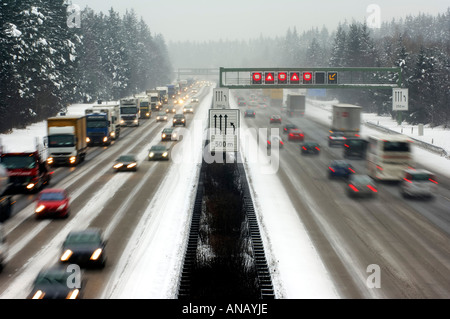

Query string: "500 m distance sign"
[[208, 109, 240, 152]]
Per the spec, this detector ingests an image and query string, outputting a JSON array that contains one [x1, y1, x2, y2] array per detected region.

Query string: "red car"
[[35, 188, 70, 219], [287, 128, 305, 141]]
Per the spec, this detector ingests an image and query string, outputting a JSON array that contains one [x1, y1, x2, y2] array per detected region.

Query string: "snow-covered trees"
[[0, 2, 172, 133]]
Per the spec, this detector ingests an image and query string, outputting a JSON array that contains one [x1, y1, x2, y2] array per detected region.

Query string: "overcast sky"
[[73, 0, 449, 43]]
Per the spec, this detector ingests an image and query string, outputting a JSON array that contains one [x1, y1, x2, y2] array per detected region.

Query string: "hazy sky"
[[73, 0, 449, 42]]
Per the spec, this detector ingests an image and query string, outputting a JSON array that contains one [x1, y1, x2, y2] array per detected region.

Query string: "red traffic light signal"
[[265, 72, 275, 84], [278, 72, 288, 84], [252, 72, 262, 84], [290, 72, 300, 84], [303, 72, 313, 83]]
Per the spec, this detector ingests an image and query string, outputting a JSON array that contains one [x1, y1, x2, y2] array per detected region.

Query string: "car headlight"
[[149, 152, 154, 157], [27, 183, 36, 190], [69, 156, 77, 164], [113, 163, 124, 169], [60, 249, 73, 262], [162, 134, 166, 138], [35, 204, 46, 213], [86, 137, 91, 143], [162, 152, 168, 157], [57, 203, 67, 211], [32, 290, 45, 299], [90, 248, 103, 261], [47, 157, 54, 165], [103, 136, 109, 143], [66, 289, 80, 299], [172, 133, 177, 139], [120, 120, 124, 124], [127, 163, 137, 169], [110, 131, 115, 137]]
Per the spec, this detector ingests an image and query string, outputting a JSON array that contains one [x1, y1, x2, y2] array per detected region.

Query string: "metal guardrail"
[[364, 121, 450, 159]]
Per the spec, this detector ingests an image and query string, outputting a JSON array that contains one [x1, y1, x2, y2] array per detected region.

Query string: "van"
[[0, 224, 7, 271], [400, 169, 438, 199]]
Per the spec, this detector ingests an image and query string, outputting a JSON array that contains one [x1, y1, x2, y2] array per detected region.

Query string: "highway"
[[238, 91, 450, 298], [0, 84, 449, 299]]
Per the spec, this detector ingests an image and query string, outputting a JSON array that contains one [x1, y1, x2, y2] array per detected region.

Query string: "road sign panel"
[[392, 88, 408, 111], [209, 109, 240, 152], [213, 88, 229, 109], [328, 72, 338, 84]]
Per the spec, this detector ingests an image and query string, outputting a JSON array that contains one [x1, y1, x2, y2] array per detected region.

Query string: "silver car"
[[400, 169, 438, 199], [347, 174, 378, 198]]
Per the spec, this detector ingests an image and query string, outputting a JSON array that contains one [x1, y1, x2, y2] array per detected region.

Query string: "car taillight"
[[302, 146, 307, 150], [329, 167, 335, 172], [280, 141, 284, 145], [315, 147, 320, 151], [367, 185, 377, 192], [344, 144, 349, 148], [289, 133, 293, 137], [349, 184, 359, 192], [403, 178, 412, 183], [267, 140, 271, 145], [349, 168, 355, 173], [376, 165, 383, 171], [429, 179, 438, 184]]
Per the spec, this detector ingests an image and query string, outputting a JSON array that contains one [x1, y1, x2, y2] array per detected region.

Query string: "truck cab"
[[1, 151, 51, 193]]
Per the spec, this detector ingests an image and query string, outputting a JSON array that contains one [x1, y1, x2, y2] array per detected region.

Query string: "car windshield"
[[151, 146, 167, 151], [117, 155, 135, 162], [408, 172, 434, 181], [64, 232, 102, 246], [157, 112, 166, 116], [34, 271, 70, 286], [1, 154, 36, 169], [48, 135, 75, 147], [120, 106, 138, 114], [352, 175, 373, 184], [174, 115, 184, 118], [163, 129, 173, 133], [39, 192, 65, 201]]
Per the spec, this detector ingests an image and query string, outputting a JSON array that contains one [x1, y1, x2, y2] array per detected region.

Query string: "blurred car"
[[287, 128, 305, 141], [191, 97, 199, 103], [328, 160, 355, 179], [173, 114, 186, 127], [0, 224, 7, 272], [328, 131, 347, 146], [113, 154, 138, 172], [156, 112, 168, 122], [28, 265, 84, 299], [60, 228, 107, 268], [347, 174, 378, 198], [165, 106, 177, 114], [238, 101, 246, 107], [267, 135, 284, 149], [300, 142, 321, 155], [161, 127, 175, 140], [244, 109, 256, 118], [183, 105, 194, 113], [259, 102, 268, 108], [400, 169, 438, 199], [270, 115, 282, 124], [171, 128, 181, 141], [148, 145, 170, 161], [35, 188, 70, 219], [343, 137, 368, 159], [283, 123, 298, 134]]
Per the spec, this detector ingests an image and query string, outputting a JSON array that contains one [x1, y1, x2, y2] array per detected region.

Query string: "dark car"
[[113, 154, 138, 172], [300, 142, 321, 155], [244, 109, 256, 118], [161, 128, 175, 140], [165, 106, 176, 113], [148, 145, 170, 161], [60, 228, 107, 268], [347, 174, 378, 198], [343, 137, 368, 159], [270, 115, 282, 124], [238, 101, 246, 107], [173, 114, 186, 127], [28, 265, 84, 299], [328, 131, 347, 146], [328, 160, 355, 179], [35, 188, 70, 219], [283, 123, 298, 134], [288, 128, 305, 141]]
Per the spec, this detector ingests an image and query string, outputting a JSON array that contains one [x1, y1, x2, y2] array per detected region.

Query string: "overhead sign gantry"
[[219, 67, 403, 90]]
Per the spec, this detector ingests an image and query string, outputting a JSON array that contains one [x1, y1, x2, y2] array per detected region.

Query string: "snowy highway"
[[0, 83, 450, 299]]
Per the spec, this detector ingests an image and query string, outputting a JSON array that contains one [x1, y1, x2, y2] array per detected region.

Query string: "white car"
[[400, 169, 438, 199], [191, 97, 199, 103], [171, 128, 181, 141], [183, 105, 194, 113]]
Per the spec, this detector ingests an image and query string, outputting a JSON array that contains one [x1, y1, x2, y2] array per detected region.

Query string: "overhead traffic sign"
[[209, 109, 240, 152], [213, 88, 229, 109]]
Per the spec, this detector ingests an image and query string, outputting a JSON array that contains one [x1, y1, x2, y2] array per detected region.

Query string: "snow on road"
[[1, 91, 449, 299]]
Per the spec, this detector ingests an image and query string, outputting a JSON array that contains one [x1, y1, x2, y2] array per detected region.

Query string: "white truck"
[[119, 98, 140, 127], [46, 115, 88, 166], [156, 86, 168, 104], [285, 94, 306, 117], [146, 90, 162, 111], [329, 104, 362, 146]]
